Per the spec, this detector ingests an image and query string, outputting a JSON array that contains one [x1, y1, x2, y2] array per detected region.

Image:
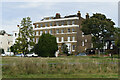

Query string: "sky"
[[0, 1, 119, 34]]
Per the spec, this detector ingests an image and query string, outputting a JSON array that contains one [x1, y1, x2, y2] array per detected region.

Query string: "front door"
[[66, 43, 71, 54]]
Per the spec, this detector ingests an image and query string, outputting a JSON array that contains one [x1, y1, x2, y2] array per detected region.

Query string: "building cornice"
[[34, 25, 79, 30]]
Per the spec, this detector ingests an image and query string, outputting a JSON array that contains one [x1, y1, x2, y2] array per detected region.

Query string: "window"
[[45, 23, 48, 27], [45, 30, 48, 34], [68, 29, 70, 33], [61, 29, 64, 33], [36, 38, 39, 43], [82, 32, 84, 37], [72, 45, 75, 50], [56, 29, 59, 34], [15, 33, 17, 37], [68, 36, 70, 41], [56, 22, 59, 26], [85, 39, 87, 42], [72, 21, 75, 25], [50, 23, 52, 26], [61, 37, 64, 42], [40, 24, 43, 27], [72, 37, 75, 41], [36, 24, 39, 28], [49, 30, 52, 34], [72, 28, 75, 32], [56, 37, 59, 43], [40, 31, 43, 35], [36, 31, 39, 36], [82, 41, 85, 46], [61, 22, 64, 25], [67, 21, 70, 25]]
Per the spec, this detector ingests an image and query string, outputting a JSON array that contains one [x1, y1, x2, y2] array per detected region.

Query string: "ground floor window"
[[72, 45, 75, 50]]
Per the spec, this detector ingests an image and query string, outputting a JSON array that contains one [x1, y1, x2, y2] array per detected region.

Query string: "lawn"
[[1, 55, 119, 78]]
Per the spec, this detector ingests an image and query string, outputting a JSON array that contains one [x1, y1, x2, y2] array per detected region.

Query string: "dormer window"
[[45, 23, 48, 27], [72, 21, 75, 25], [50, 23, 52, 26], [36, 24, 39, 28], [41, 24, 43, 27]]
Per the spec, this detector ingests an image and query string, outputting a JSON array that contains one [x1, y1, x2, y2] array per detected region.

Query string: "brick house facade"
[[33, 11, 92, 54]]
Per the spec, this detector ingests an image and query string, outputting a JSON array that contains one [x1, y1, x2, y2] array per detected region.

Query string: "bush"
[[34, 33, 58, 57]]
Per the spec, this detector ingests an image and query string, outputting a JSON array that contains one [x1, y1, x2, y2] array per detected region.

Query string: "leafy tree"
[[34, 33, 58, 57], [61, 43, 68, 55], [81, 13, 115, 53], [10, 44, 18, 54], [114, 27, 120, 48], [15, 17, 35, 55]]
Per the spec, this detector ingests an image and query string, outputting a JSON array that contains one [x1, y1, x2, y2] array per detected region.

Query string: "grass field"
[[2, 55, 119, 78]]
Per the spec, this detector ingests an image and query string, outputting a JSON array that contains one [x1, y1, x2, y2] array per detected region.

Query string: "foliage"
[[34, 33, 58, 57], [81, 13, 115, 50], [61, 43, 68, 55], [14, 17, 35, 55], [114, 27, 120, 48]]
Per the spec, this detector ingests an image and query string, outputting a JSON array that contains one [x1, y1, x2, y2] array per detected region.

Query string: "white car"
[[1, 54, 6, 56], [26, 53, 38, 57]]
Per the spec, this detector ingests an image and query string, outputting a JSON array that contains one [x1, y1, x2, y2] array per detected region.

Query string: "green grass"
[[2, 56, 119, 78]]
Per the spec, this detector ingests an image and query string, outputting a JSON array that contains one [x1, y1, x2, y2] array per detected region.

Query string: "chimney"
[[55, 13, 61, 19], [77, 11, 81, 19], [17, 25, 19, 27], [86, 13, 89, 19]]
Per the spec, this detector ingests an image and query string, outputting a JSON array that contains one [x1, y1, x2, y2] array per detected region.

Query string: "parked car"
[[26, 53, 38, 57], [1, 53, 6, 56], [15, 53, 24, 57], [5, 52, 14, 56], [75, 53, 87, 56]]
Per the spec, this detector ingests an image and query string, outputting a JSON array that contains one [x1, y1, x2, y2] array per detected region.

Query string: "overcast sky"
[[1, 1, 119, 34]]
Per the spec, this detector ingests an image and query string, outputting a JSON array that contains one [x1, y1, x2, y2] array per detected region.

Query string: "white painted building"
[[13, 30, 19, 44], [0, 30, 13, 52]]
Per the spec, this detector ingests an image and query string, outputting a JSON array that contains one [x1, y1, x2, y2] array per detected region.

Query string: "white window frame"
[[85, 39, 87, 42], [82, 32, 84, 37], [49, 30, 52, 34], [56, 37, 59, 43], [61, 37, 64, 42], [45, 30, 48, 34], [68, 36, 70, 41], [61, 29, 64, 34], [82, 41, 85, 46], [72, 36, 75, 41], [36, 24, 39, 28], [72, 21, 75, 25], [40, 31, 43, 35], [56, 29, 59, 34], [72, 28, 75, 32], [36, 31, 39, 36], [36, 38, 39, 43]]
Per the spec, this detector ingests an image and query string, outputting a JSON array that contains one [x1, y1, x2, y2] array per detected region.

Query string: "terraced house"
[[33, 11, 92, 54]]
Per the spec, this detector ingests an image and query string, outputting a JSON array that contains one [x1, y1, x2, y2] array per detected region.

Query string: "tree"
[[81, 13, 115, 53], [34, 33, 58, 57], [114, 27, 120, 48], [61, 43, 68, 55], [15, 17, 35, 55]]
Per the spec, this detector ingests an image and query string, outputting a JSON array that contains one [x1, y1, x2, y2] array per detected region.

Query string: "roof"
[[34, 17, 79, 24]]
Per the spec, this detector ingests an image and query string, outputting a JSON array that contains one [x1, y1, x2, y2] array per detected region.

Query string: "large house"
[[33, 11, 92, 54], [0, 30, 13, 52]]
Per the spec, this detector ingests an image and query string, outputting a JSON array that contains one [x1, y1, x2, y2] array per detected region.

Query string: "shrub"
[[34, 33, 58, 57]]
